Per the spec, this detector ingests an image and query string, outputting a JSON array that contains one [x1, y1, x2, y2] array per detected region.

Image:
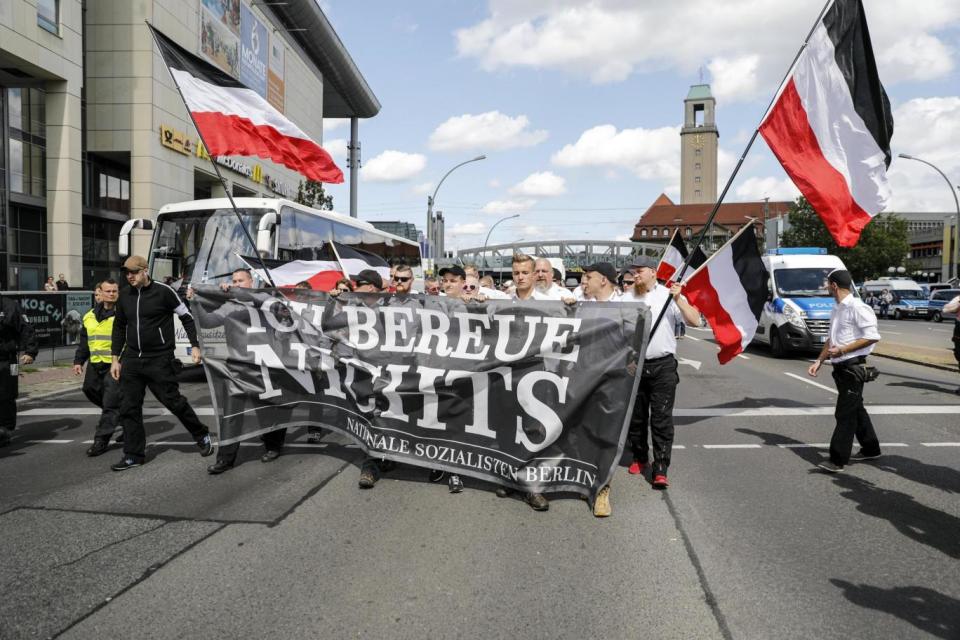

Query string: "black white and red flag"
[[657, 229, 707, 283], [239, 243, 389, 292], [759, 0, 893, 247], [149, 24, 343, 184], [682, 225, 769, 364]]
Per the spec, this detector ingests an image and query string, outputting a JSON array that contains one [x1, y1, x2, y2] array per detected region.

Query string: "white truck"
[[751, 248, 851, 357]]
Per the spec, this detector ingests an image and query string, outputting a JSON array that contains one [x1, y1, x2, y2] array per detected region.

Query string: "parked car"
[[929, 288, 960, 323]]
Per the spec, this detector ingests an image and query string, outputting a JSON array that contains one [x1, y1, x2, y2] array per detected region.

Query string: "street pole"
[[482, 214, 520, 270], [898, 154, 960, 281], [426, 155, 486, 272]]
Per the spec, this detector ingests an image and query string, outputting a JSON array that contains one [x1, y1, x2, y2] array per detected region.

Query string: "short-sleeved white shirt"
[[828, 293, 881, 363], [628, 284, 681, 359]]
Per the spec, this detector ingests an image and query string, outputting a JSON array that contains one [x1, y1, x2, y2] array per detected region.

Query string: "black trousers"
[[83, 362, 122, 441], [0, 357, 18, 431], [628, 354, 679, 475], [118, 355, 208, 462], [829, 361, 880, 466], [216, 428, 287, 465]]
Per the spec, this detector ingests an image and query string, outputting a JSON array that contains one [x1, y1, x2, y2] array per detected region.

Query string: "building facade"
[[370, 220, 419, 243], [1, 0, 376, 290]]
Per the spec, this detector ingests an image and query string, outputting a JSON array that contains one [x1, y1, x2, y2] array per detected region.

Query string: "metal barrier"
[[1, 291, 96, 365]]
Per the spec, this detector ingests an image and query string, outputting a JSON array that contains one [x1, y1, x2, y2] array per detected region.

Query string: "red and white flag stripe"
[[760, 0, 892, 247], [682, 226, 769, 365], [150, 25, 343, 184], [656, 229, 686, 283]]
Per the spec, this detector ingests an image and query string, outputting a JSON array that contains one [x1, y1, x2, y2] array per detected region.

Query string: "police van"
[[752, 248, 851, 357], [860, 278, 929, 320]]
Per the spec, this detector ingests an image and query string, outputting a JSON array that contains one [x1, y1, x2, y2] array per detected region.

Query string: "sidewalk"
[[16, 364, 84, 405], [874, 339, 958, 372]]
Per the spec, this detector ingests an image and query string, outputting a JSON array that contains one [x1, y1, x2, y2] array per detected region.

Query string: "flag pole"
[[645, 0, 835, 339], [146, 22, 277, 288], [327, 237, 349, 279]]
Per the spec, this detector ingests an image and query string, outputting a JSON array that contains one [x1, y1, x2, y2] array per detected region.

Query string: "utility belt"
[[645, 354, 675, 364], [833, 356, 879, 383]]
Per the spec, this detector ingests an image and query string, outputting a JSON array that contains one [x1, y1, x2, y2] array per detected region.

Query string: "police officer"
[[625, 256, 701, 489], [0, 296, 38, 446], [109, 256, 214, 470], [73, 279, 122, 456], [808, 269, 882, 472]]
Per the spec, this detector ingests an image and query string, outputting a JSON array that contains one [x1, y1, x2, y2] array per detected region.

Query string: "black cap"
[[438, 266, 466, 279], [585, 262, 618, 284], [827, 268, 853, 289], [630, 256, 659, 270], [354, 269, 383, 289]]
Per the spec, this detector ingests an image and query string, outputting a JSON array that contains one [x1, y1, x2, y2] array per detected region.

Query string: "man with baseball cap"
[[353, 269, 384, 292], [808, 269, 882, 473], [108, 255, 213, 470], [581, 263, 621, 302], [624, 254, 701, 490]]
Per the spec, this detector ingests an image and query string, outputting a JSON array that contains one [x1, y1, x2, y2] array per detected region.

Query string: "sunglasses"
[[125, 269, 143, 275], [462, 284, 477, 291], [622, 279, 635, 285], [393, 276, 412, 283]]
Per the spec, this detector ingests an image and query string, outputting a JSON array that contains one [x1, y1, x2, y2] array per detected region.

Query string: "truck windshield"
[[774, 268, 833, 297], [149, 208, 268, 288]]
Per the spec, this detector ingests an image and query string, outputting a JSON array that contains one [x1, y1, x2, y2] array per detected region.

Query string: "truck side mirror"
[[257, 212, 277, 254], [118, 219, 154, 257]]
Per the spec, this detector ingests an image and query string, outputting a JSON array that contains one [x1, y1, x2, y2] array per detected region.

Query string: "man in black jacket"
[[0, 296, 39, 446], [109, 255, 213, 470]]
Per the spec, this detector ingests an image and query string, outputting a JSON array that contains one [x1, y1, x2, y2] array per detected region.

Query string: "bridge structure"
[[456, 239, 668, 276]]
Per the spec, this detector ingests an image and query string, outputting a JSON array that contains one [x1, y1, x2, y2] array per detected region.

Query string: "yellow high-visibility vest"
[[82, 308, 115, 363]]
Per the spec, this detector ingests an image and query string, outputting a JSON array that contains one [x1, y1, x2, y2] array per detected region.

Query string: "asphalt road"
[[874, 315, 957, 352], [2, 333, 958, 639]]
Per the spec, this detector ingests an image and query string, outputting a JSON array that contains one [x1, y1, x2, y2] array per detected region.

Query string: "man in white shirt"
[[626, 256, 701, 490], [533, 258, 573, 300], [945, 294, 960, 394], [581, 262, 622, 302], [808, 269, 882, 472]]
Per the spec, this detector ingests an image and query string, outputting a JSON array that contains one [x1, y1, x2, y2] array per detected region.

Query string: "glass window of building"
[[84, 155, 130, 213], [37, 0, 59, 33], [7, 88, 47, 198], [651, 229, 658, 238]]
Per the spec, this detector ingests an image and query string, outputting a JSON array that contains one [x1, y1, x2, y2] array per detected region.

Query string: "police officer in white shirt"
[[807, 269, 882, 473], [626, 256, 701, 489]]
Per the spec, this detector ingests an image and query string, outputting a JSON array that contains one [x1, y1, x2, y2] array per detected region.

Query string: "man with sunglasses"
[[109, 256, 214, 470], [392, 265, 418, 295]]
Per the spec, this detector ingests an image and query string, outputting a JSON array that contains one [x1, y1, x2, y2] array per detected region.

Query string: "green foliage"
[[780, 197, 909, 281], [294, 179, 334, 210]]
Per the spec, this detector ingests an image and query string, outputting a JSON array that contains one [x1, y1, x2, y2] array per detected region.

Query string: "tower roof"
[[685, 84, 714, 101]]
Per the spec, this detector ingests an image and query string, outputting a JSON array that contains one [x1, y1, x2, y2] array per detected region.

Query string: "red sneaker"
[[652, 474, 669, 489], [628, 461, 646, 475]]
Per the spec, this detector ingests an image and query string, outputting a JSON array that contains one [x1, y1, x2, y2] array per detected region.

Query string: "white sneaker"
[[817, 461, 844, 473]]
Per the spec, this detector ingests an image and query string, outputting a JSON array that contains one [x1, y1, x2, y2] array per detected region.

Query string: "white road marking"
[[736, 354, 751, 360], [778, 443, 831, 448], [21, 408, 217, 417], [880, 330, 902, 335], [783, 372, 838, 395], [921, 442, 960, 447], [678, 357, 702, 371], [702, 444, 763, 449], [24, 439, 73, 444], [685, 335, 702, 342], [676, 405, 960, 416]]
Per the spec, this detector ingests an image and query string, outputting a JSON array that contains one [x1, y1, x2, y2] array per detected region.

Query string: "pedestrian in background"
[[73, 279, 122, 457], [808, 269, 882, 473], [43, 277, 56, 292], [943, 294, 960, 395], [878, 289, 892, 319], [56, 274, 69, 291], [109, 256, 213, 470], [0, 296, 38, 447]]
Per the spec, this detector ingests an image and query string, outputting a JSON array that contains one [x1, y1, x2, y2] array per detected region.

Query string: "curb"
[[873, 352, 957, 373], [17, 383, 84, 406]]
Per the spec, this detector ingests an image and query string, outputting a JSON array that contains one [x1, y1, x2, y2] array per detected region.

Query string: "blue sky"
[[317, 0, 960, 251]]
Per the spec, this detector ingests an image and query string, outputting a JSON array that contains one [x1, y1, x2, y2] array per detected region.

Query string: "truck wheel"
[[933, 311, 942, 323], [770, 328, 786, 358], [893, 309, 902, 320]]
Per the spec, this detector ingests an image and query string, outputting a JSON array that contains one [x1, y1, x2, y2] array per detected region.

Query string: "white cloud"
[[360, 150, 427, 182], [734, 176, 800, 201], [412, 182, 434, 195], [509, 171, 567, 197], [515, 224, 545, 238], [488, 178, 501, 189], [323, 119, 348, 134], [456, 1, 960, 98], [552, 124, 680, 182], [481, 199, 537, 214], [450, 222, 488, 236], [322, 138, 348, 162], [887, 96, 960, 211], [429, 111, 548, 151]]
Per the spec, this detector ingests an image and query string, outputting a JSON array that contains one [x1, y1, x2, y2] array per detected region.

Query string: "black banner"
[[192, 287, 649, 499]]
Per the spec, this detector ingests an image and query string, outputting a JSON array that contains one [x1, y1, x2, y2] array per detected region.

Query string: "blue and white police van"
[[752, 248, 851, 357], [861, 278, 930, 320]]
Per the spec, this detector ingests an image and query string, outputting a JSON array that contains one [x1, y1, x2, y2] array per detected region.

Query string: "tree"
[[780, 197, 909, 282], [294, 179, 334, 210]]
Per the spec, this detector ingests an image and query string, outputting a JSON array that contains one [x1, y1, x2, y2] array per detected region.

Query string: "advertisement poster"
[[201, 0, 240, 35], [267, 33, 285, 112], [12, 293, 94, 347], [239, 3, 268, 97], [200, 4, 240, 77]]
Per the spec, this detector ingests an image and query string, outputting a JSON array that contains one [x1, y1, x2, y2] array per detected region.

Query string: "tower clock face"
[[693, 133, 703, 148]]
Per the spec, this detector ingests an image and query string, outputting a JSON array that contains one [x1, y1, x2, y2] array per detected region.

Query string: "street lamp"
[[899, 153, 960, 280], [426, 155, 486, 269], [481, 214, 520, 270]]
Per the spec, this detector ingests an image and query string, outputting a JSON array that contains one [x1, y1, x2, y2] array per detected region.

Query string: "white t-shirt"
[[512, 287, 562, 301], [628, 284, 682, 359], [480, 286, 511, 300], [828, 293, 880, 363]]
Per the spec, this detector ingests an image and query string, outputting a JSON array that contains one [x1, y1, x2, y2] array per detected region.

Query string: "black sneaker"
[[197, 435, 214, 457], [526, 493, 549, 511], [850, 450, 881, 461], [428, 469, 445, 483], [448, 474, 464, 493], [0, 427, 12, 447], [207, 460, 233, 475], [495, 487, 511, 498], [86, 440, 110, 457], [111, 457, 142, 471], [358, 461, 381, 489]]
